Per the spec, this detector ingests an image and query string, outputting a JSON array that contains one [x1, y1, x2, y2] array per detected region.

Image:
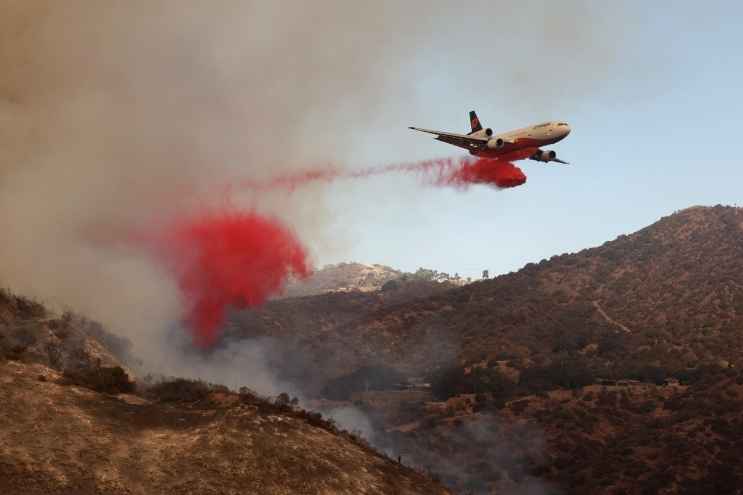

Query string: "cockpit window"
[[558, 122, 569, 126], [533, 123, 551, 129]]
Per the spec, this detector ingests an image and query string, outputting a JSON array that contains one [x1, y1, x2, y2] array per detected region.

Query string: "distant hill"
[[282, 262, 403, 297], [281, 262, 469, 298]]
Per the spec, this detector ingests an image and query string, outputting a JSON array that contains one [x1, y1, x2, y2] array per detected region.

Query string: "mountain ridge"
[[224, 204, 743, 494], [230, 205, 743, 382]]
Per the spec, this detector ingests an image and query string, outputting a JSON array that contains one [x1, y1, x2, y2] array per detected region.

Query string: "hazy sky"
[[3, 1, 742, 303], [318, 2, 743, 277], [2, 0, 740, 382]]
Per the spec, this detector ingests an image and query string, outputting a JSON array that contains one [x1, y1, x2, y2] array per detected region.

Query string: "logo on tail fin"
[[468, 110, 483, 134]]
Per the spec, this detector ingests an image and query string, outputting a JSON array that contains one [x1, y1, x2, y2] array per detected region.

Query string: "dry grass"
[[0, 360, 450, 495]]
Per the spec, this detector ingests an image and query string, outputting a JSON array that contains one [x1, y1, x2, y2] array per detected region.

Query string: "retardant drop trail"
[[240, 156, 526, 193], [441, 158, 526, 188], [151, 210, 310, 347], [137, 157, 524, 347]]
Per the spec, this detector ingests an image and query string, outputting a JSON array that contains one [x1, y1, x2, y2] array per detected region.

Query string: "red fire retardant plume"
[[240, 157, 526, 192], [157, 210, 310, 347], [439, 158, 526, 188]]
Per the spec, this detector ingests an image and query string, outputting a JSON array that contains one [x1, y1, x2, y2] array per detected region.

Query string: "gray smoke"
[[1, 3, 638, 459], [1, 5, 639, 493], [0, 1, 435, 362], [382, 413, 557, 495], [0, 0, 634, 359]]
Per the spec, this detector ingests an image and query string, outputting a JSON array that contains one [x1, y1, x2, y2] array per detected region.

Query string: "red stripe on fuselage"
[[473, 136, 562, 160]]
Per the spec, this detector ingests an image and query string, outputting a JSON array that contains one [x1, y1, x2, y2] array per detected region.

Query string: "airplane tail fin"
[[468, 110, 483, 135]]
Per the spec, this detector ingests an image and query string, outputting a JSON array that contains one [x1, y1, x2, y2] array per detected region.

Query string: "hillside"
[[364, 204, 743, 375], [373, 371, 743, 494], [224, 205, 743, 494], [229, 206, 743, 383], [5, 205, 743, 494], [0, 361, 449, 495], [228, 264, 468, 395], [0, 291, 450, 495], [0, 290, 133, 374]]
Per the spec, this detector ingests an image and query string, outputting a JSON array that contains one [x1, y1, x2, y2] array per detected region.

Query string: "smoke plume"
[[1, 4, 640, 492], [1, 0, 635, 397], [0, 1, 434, 362]]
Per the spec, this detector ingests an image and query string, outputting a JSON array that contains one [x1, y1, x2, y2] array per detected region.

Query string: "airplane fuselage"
[[474, 121, 571, 161], [409, 113, 572, 164]]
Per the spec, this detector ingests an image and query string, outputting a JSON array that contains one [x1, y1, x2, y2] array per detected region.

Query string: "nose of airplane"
[[562, 124, 571, 137]]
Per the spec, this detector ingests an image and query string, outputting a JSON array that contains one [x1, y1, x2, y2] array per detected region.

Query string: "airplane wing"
[[408, 127, 488, 152]]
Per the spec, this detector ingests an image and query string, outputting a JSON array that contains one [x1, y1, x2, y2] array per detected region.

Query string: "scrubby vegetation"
[[140, 376, 384, 456], [6, 205, 743, 494], [1, 361, 449, 495], [63, 364, 135, 394], [228, 206, 743, 494], [145, 377, 219, 402], [0, 289, 46, 320], [322, 365, 405, 400], [0, 290, 46, 361]]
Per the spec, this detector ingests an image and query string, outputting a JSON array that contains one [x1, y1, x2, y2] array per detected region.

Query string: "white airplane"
[[409, 111, 571, 164]]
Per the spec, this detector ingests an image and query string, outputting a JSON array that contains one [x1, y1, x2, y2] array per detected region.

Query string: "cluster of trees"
[[321, 366, 405, 400], [429, 357, 743, 405], [406, 268, 469, 283], [0, 288, 46, 320], [429, 366, 514, 401], [145, 377, 220, 402], [604, 360, 740, 388], [428, 359, 596, 403], [520, 359, 595, 392], [63, 364, 135, 395]]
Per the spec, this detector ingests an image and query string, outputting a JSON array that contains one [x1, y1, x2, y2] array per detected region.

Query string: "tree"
[[429, 365, 470, 400]]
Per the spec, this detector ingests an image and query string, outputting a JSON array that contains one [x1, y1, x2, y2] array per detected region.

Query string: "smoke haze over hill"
[[3, 3, 743, 493], [0, 1, 636, 388], [0, 1, 432, 361]]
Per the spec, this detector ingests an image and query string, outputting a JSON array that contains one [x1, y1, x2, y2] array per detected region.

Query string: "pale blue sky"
[[319, 3, 743, 278]]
